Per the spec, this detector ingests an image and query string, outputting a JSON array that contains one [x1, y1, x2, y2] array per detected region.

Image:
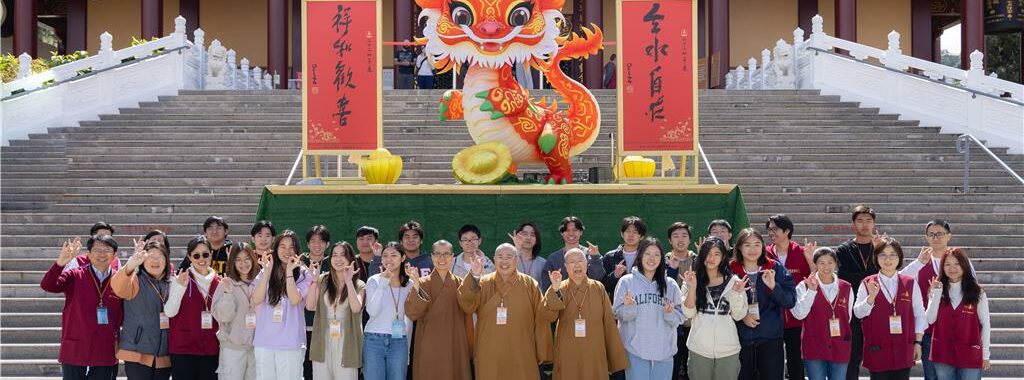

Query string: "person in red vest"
[[791, 247, 855, 380], [899, 220, 975, 380], [852, 238, 926, 380], [40, 234, 123, 380], [164, 236, 221, 380], [925, 248, 990, 380], [764, 214, 815, 380]]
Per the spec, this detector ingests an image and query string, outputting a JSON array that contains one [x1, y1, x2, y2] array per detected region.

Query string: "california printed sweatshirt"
[[612, 267, 685, 361]]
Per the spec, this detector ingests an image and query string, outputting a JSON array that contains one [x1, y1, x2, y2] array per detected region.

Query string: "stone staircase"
[[1, 89, 1022, 378]]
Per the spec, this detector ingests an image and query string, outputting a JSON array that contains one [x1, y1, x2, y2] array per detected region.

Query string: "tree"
[[985, 32, 1022, 84]]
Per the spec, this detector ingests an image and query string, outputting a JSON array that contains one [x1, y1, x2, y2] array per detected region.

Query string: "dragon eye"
[[450, 4, 474, 26], [508, 4, 532, 27]]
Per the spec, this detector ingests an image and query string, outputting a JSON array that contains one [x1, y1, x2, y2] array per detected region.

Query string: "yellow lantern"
[[360, 148, 403, 184], [621, 156, 656, 178]]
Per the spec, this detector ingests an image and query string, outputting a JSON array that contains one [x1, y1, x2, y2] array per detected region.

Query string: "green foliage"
[[0, 54, 50, 83], [47, 50, 90, 68], [130, 36, 160, 46], [940, 50, 961, 69], [985, 33, 1022, 84]]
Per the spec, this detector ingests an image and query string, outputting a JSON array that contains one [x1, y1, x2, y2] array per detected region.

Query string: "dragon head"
[[415, 0, 566, 71]]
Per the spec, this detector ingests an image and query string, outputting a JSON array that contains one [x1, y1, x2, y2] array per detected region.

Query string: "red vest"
[[929, 299, 983, 368], [915, 261, 937, 334], [861, 274, 916, 372], [40, 264, 123, 366], [767, 241, 809, 329], [168, 273, 220, 355], [801, 280, 853, 362]]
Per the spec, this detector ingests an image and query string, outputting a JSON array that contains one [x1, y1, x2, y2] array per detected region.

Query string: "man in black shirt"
[[835, 205, 883, 380], [179, 216, 232, 273], [394, 40, 416, 89]]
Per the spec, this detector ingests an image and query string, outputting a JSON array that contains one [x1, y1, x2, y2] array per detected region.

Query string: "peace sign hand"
[[174, 269, 189, 286], [57, 237, 82, 266], [871, 230, 888, 249], [221, 277, 235, 293], [548, 270, 563, 291], [623, 290, 635, 306], [469, 255, 484, 277], [763, 269, 777, 290], [929, 277, 943, 291], [806, 272, 819, 291], [683, 270, 697, 289], [732, 275, 749, 294]]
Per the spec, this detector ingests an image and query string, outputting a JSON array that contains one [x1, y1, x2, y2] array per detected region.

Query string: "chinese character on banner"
[[303, 0, 382, 153], [618, 0, 698, 154]]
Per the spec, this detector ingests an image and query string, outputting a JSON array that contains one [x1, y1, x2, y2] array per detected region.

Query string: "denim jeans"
[[933, 362, 982, 380], [804, 360, 848, 380], [625, 352, 673, 379], [921, 332, 937, 380], [362, 332, 408, 380]]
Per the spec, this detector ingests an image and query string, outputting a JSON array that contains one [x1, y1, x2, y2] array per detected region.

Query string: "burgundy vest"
[[168, 273, 220, 355], [929, 299, 983, 368], [915, 261, 937, 334], [801, 280, 852, 362], [861, 274, 916, 372]]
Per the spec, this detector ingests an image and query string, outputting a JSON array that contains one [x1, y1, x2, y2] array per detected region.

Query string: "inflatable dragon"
[[415, 0, 603, 184]]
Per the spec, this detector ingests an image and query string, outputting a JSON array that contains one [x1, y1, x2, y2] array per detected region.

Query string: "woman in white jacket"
[[211, 243, 261, 380], [681, 237, 748, 380]]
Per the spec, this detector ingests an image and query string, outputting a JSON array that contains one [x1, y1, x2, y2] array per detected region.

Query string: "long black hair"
[[324, 241, 358, 304], [515, 221, 542, 258], [695, 237, 731, 313], [634, 236, 667, 298], [382, 241, 410, 287], [940, 248, 982, 305], [269, 230, 304, 306]]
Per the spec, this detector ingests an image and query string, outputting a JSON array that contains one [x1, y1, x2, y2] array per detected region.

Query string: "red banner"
[[618, 0, 697, 153], [303, 0, 381, 153]]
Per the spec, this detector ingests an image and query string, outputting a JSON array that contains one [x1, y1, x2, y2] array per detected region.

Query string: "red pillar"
[[141, 0, 164, 40], [708, 0, 728, 88], [960, 0, 984, 69], [67, 0, 88, 53], [291, 0, 303, 81], [932, 31, 943, 64], [797, 0, 817, 35], [583, 0, 603, 89], [697, 0, 706, 57], [13, 0, 37, 57], [910, 0, 932, 61], [834, 0, 856, 42], [180, 0, 200, 37], [268, 0, 289, 88]]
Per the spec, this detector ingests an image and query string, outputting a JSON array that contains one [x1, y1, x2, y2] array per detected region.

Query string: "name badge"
[[97, 306, 109, 325], [272, 305, 284, 323], [888, 315, 903, 334], [245, 312, 257, 329], [159, 312, 170, 330], [829, 318, 841, 337], [329, 319, 343, 340], [391, 319, 405, 338], [201, 311, 213, 329], [574, 318, 586, 338], [747, 303, 760, 319], [496, 306, 508, 325]]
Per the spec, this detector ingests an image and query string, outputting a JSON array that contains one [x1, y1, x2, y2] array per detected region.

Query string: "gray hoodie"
[[612, 267, 685, 361]]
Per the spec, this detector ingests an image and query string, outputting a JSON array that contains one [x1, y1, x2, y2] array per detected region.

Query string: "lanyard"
[[498, 274, 520, 306], [189, 275, 214, 313], [88, 266, 111, 307], [567, 281, 590, 319], [144, 276, 168, 303], [820, 280, 842, 319], [877, 275, 898, 315], [389, 284, 402, 321]]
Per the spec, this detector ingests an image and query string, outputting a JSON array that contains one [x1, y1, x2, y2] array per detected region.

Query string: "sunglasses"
[[191, 252, 211, 260]]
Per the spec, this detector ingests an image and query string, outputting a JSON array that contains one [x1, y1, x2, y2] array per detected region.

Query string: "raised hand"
[[470, 255, 484, 277], [623, 290, 635, 306], [732, 275, 749, 294], [286, 256, 300, 272], [586, 241, 600, 256], [133, 238, 146, 255], [683, 270, 697, 289], [917, 247, 933, 264], [866, 278, 881, 300], [174, 269, 189, 286], [405, 263, 421, 282], [614, 260, 627, 278], [380, 263, 394, 279], [663, 299, 675, 314], [57, 237, 82, 266], [221, 277, 234, 293], [372, 242, 383, 257], [806, 273, 819, 291], [548, 270, 563, 291], [802, 238, 817, 265], [763, 269, 777, 290], [742, 314, 760, 328], [260, 255, 275, 271], [342, 262, 359, 283], [929, 277, 942, 290], [125, 243, 152, 271], [871, 229, 887, 249], [309, 260, 321, 276]]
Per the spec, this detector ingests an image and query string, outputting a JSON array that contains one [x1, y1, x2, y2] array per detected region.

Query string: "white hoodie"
[[681, 275, 747, 359]]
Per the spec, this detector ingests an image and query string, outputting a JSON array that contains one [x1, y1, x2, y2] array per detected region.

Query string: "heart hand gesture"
[[732, 275, 749, 294]]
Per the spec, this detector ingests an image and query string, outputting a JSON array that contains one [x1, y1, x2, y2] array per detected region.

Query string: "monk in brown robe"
[[544, 248, 629, 379], [458, 242, 556, 380], [405, 240, 472, 380]]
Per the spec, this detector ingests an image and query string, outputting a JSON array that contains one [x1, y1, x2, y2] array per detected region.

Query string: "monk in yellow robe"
[[405, 240, 472, 380], [544, 248, 629, 379], [458, 242, 556, 380]]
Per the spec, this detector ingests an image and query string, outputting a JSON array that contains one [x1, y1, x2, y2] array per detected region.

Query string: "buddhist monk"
[[458, 242, 556, 380], [405, 240, 472, 380], [544, 248, 629, 379]]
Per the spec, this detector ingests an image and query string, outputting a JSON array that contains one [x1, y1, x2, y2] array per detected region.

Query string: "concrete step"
[[0, 212, 254, 225]]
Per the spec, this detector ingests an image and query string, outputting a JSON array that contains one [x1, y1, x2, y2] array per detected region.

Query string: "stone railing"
[[1, 15, 273, 145], [726, 15, 1024, 154]]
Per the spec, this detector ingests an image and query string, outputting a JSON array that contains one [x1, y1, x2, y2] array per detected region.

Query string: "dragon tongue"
[[481, 42, 502, 52]]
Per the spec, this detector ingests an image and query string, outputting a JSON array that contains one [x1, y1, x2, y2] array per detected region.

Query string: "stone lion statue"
[[206, 40, 228, 89], [772, 40, 795, 89]]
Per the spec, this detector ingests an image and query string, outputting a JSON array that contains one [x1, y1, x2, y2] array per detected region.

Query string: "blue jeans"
[[921, 332, 937, 380], [362, 333, 408, 380], [933, 362, 982, 380], [804, 359, 848, 380], [625, 352, 673, 379]]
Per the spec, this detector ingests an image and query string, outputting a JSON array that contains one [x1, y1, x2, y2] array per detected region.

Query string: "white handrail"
[[956, 134, 1024, 192], [285, 150, 305, 185], [698, 143, 719, 185]]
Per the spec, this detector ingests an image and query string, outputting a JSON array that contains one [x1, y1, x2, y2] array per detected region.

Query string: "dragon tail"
[[542, 24, 604, 156]]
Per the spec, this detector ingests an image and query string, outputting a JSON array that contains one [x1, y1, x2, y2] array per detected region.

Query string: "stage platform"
[[256, 184, 748, 254]]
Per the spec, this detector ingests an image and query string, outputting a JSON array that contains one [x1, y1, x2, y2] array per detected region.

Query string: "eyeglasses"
[[459, 238, 480, 244], [876, 254, 900, 260], [516, 231, 536, 237], [926, 232, 948, 239], [191, 252, 211, 260], [92, 248, 115, 254], [431, 251, 454, 257]]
